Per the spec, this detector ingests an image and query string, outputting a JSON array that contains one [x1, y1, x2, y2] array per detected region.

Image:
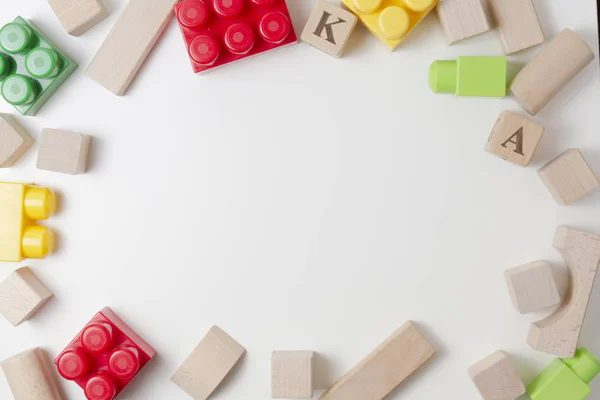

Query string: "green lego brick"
[[0, 17, 77, 116], [456, 56, 506, 97], [527, 359, 591, 400]]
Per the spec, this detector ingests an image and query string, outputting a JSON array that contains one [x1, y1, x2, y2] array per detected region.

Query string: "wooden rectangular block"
[[271, 351, 313, 398], [37, 128, 91, 174], [48, 0, 108, 36], [0, 114, 34, 168], [319, 321, 435, 400], [436, 0, 491, 44], [468, 350, 525, 400], [300, 0, 357, 57], [1, 347, 63, 400], [485, 111, 544, 167], [85, 0, 178, 95], [0, 267, 53, 326], [538, 149, 600, 206], [504, 260, 560, 314], [487, 0, 544, 54], [171, 326, 245, 400]]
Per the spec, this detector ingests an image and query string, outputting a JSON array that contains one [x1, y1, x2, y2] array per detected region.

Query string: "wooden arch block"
[[1, 347, 63, 400], [468, 350, 525, 400]]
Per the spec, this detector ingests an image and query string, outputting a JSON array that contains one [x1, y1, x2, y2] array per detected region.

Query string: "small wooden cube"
[[1, 347, 63, 400], [47, 0, 108, 36], [505, 261, 561, 314], [436, 0, 491, 44], [485, 111, 545, 167], [0, 113, 33, 167], [0, 267, 53, 326], [300, 0, 357, 58], [487, 0, 544, 54], [538, 149, 600, 205], [37, 128, 91, 174], [468, 350, 525, 400], [271, 351, 314, 398]]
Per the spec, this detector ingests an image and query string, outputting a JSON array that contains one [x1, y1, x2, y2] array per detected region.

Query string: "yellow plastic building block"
[[342, 0, 438, 50], [0, 182, 55, 262]]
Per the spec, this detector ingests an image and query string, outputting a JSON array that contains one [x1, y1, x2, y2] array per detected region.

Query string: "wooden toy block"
[[319, 321, 435, 400], [538, 149, 599, 206], [510, 29, 595, 115], [171, 326, 245, 400], [430, 56, 506, 97], [85, 0, 178, 95], [37, 128, 91, 174], [487, 0, 544, 54], [47, 0, 108, 36], [435, 0, 491, 44], [0, 113, 33, 167], [301, 0, 357, 58], [468, 350, 526, 400], [485, 111, 544, 167], [504, 261, 561, 314], [0, 267, 53, 326], [528, 227, 600, 358], [271, 351, 313, 398], [1, 347, 63, 400]]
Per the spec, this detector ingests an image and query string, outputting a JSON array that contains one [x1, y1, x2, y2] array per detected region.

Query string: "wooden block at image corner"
[[510, 29, 595, 115], [0, 113, 34, 168], [0, 267, 53, 327], [47, 0, 108, 36], [538, 149, 600, 206], [485, 110, 544, 167], [504, 260, 561, 314], [37, 128, 91, 174], [271, 351, 314, 398], [171, 326, 245, 400], [85, 0, 178, 95], [318, 321, 436, 400], [487, 0, 544, 54], [436, 0, 491, 44], [1, 347, 63, 400], [468, 350, 525, 400]]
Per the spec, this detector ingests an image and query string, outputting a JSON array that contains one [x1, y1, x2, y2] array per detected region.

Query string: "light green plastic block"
[[429, 56, 506, 97]]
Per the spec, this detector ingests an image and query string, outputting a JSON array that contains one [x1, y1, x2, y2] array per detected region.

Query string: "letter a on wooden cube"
[[1, 347, 63, 400], [272, 351, 314, 398], [485, 111, 544, 167], [301, 0, 357, 57], [436, 0, 491, 44], [0, 267, 53, 326], [37, 129, 91, 174], [504, 261, 560, 314], [468, 350, 525, 400], [0, 114, 33, 168]]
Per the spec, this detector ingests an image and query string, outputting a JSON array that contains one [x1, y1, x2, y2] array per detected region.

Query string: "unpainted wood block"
[[528, 226, 600, 358], [171, 326, 245, 400], [0, 113, 34, 168], [485, 111, 544, 167], [0, 267, 53, 327], [319, 321, 436, 400], [504, 260, 560, 314], [1, 347, 63, 400], [436, 0, 491, 44], [85, 0, 178, 95], [37, 128, 91, 175], [468, 350, 525, 400], [47, 0, 108, 36], [487, 0, 544, 54], [538, 149, 599, 206], [510, 29, 595, 115], [300, 0, 357, 58], [271, 351, 313, 398]]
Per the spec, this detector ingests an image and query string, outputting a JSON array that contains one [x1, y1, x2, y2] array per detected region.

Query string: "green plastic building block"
[[0, 17, 77, 116], [527, 348, 600, 400], [429, 56, 507, 97]]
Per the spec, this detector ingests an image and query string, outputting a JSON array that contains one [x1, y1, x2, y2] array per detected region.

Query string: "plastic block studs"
[[0, 267, 53, 326], [342, 0, 438, 50], [429, 56, 506, 97], [174, 0, 298, 74], [0, 182, 56, 262], [0, 17, 77, 116], [468, 350, 526, 400], [301, 0, 357, 58], [504, 261, 560, 314], [54, 307, 156, 400], [271, 351, 314, 398], [0, 113, 33, 167]]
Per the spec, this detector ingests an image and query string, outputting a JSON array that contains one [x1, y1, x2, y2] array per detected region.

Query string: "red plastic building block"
[[174, 0, 297, 73], [54, 307, 156, 400]]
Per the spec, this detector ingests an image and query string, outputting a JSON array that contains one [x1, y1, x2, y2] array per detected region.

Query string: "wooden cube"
[[487, 0, 544, 54], [505, 261, 561, 314], [48, 0, 108, 36], [485, 111, 544, 167], [468, 350, 525, 400], [300, 0, 357, 58], [0, 267, 53, 326], [0, 114, 33, 167], [1, 347, 63, 400], [37, 128, 91, 174], [538, 149, 600, 205], [271, 351, 313, 398], [436, 0, 491, 44]]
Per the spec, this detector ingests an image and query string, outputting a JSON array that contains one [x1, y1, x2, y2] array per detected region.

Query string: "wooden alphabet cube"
[[505, 261, 561, 314], [2, 347, 63, 400], [271, 351, 313, 398], [48, 0, 108, 36], [538, 149, 600, 205], [37, 128, 91, 174], [485, 111, 545, 167], [436, 0, 491, 44], [0, 113, 33, 167], [301, 0, 357, 57], [468, 350, 526, 400], [0, 267, 53, 326], [487, 0, 544, 54]]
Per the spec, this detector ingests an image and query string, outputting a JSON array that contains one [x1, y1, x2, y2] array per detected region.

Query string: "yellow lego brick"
[[342, 0, 438, 50], [0, 182, 56, 262]]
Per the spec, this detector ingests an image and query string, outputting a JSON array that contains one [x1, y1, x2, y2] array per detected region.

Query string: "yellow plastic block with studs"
[[342, 0, 438, 50], [0, 182, 56, 262]]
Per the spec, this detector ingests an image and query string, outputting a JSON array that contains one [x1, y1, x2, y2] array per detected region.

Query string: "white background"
[[1, 0, 599, 399]]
